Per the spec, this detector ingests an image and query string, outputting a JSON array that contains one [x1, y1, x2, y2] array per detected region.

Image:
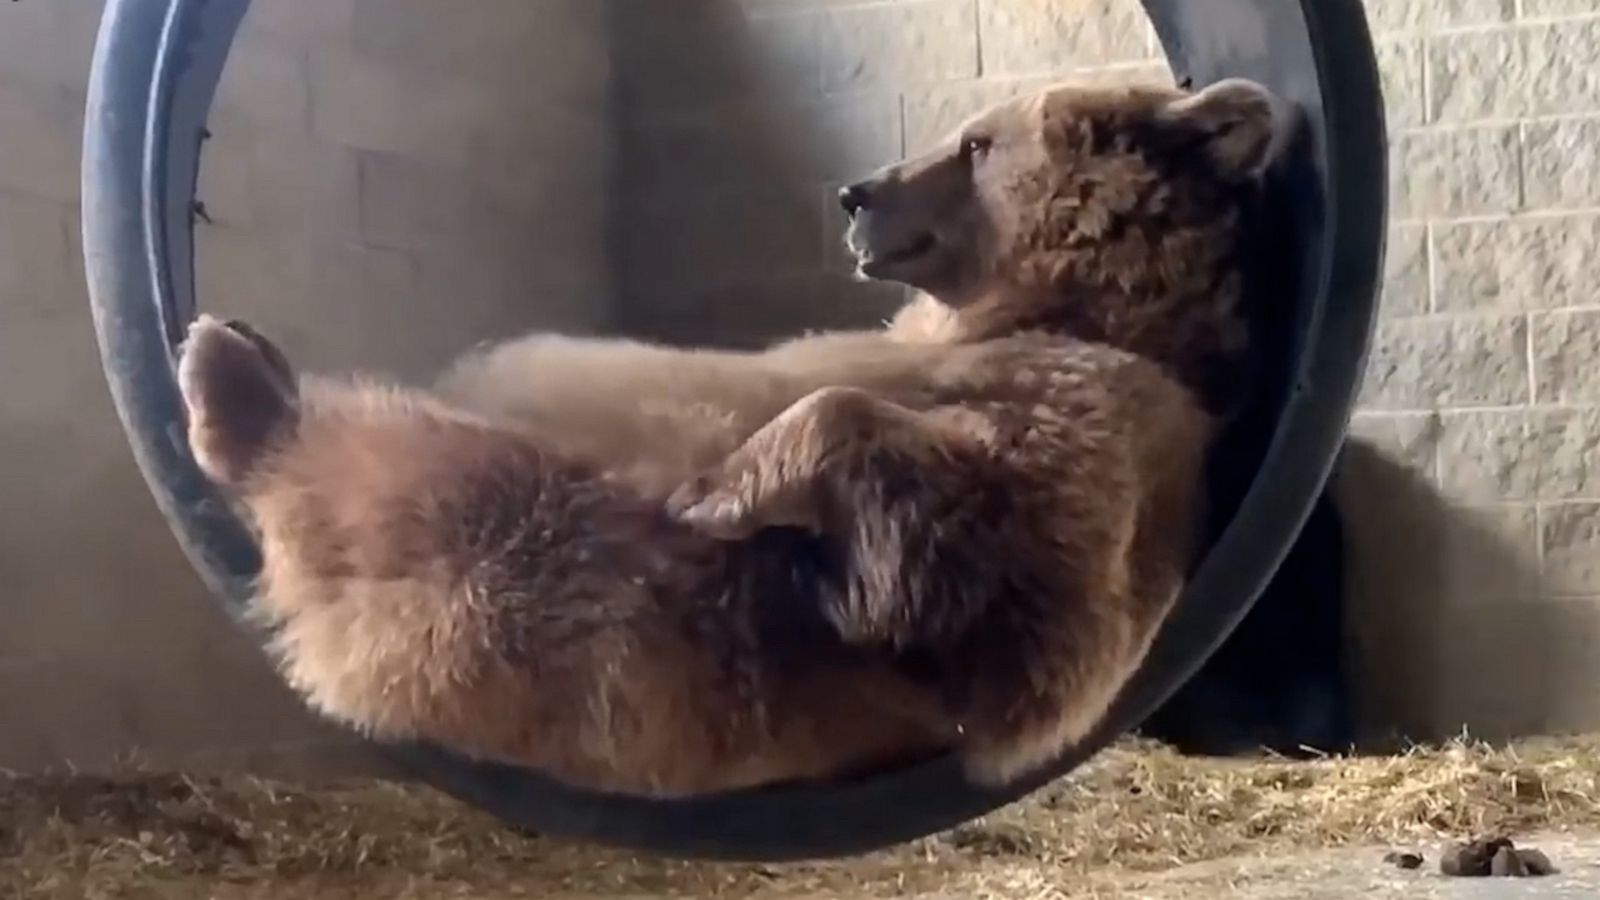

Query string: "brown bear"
[[177, 76, 1281, 796]]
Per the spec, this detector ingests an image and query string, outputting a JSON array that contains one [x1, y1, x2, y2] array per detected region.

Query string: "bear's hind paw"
[[178, 315, 301, 486]]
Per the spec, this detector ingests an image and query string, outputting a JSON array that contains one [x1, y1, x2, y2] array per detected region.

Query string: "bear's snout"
[[838, 182, 872, 217]]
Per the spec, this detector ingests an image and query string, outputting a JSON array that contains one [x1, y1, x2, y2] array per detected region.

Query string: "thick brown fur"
[[178, 77, 1281, 795], [431, 319, 959, 499]]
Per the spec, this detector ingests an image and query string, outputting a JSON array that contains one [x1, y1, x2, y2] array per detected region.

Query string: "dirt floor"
[[5, 737, 1600, 899]]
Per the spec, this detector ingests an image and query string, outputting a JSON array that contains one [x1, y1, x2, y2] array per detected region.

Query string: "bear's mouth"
[[858, 232, 937, 275]]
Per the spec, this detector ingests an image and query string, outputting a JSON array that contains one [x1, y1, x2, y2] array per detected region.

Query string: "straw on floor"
[[4, 736, 1599, 899]]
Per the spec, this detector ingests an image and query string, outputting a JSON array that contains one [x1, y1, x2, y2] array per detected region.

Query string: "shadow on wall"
[[1337, 437, 1600, 748], [605, 0, 909, 347]]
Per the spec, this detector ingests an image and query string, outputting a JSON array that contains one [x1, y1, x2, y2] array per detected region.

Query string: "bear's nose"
[[838, 183, 872, 217]]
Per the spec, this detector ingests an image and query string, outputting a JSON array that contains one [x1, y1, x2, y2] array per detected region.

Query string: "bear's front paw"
[[666, 472, 763, 541]]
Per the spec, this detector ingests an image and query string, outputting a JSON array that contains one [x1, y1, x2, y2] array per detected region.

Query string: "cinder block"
[[0, 0, 61, 91], [307, 48, 477, 163], [1523, 19, 1600, 116], [0, 82, 83, 203], [620, 179, 822, 294], [197, 128, 363, 238], [613, 0, 823, 111], [1521, 0, 1600, 18], [978, 0, 1153, 76], [0, 0, 104, 91], [350, 0, 608, 97], [55, 0, 105, 89], [1361, 0, 1513, 34], [1359, 315, 1529, 410], [627, 91, 900, 211], [1377, 38, 1426, 128], [1390, 127, 1521, 218], [308, 49, 508, 167], [805, 92, 907, 181], [412, 248, 614, 361], [238, 0, 355, 48], [196, 229, 460, 383], [0, 420, 119, 662], [1437, 410, 1534, 501], [1428, 27, 1523, 122], [1430, 22, 1600, 122], [0, 191, 76, 304], [1530, 408, 1600, 500], [1533, 310, 1600, 404], [1542, 503, 1600, 594], [356, 149, 497, 246], [0, 251, 109, 428], [304, 239, 418, 307], [1382, 224, 1431, 316], [211, 40, 311, 134], [312, 44, 607, 179], [1434, 215, 1600, 313], [195, 227, 314, 329], [1524, 119, 1600, 211], [296, 241, 430, 373], [195, 222, 608, 381], [357, 150, 602, 266], [819, 0, 979, 94], [471, 125, 611, 224]]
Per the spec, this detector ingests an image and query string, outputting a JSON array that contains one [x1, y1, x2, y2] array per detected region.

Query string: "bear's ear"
[[1159, 78, 1279, 177]]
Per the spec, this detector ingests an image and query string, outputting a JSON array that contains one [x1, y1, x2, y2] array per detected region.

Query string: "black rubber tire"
[[81, 0, 1385, 862]]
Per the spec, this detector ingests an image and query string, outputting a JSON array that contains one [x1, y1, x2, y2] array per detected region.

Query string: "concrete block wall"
[[0, 0, 613, 775], [1341, 0, 1600, 743]]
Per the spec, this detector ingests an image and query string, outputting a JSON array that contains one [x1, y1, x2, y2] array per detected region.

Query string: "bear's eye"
[[960, 135, 993, 162]]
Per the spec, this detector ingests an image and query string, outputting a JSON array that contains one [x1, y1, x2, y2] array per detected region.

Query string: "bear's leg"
[[435, 333, 760, 418], [671, 385, 1157, 788], [178, 315, 301, 486], [667, 386, 985, 536], [668, 385, 1002, 643]]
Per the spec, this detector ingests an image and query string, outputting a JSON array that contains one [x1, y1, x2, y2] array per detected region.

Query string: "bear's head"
[[841, 78, 1286, 410]]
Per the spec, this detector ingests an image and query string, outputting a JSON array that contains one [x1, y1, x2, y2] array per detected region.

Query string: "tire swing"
[[82, 0, 1386, 862]]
